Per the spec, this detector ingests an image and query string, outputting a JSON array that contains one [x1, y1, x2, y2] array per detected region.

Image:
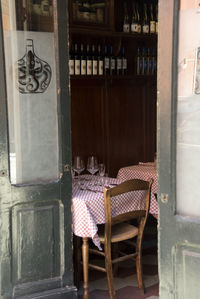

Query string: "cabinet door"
[[0, 2, 76, 298]]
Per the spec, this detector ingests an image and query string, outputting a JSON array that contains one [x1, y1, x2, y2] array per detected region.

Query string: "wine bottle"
[[97, 45, 104, 76], [142, 3, 149, 34], [92, 44, 98, 75], [155, 4, 158, 34], [74, 43, 81, 75], [122, 47, 127, 75], [147, 48, 152, 75], [136, 47, 142, 75], [123, 2, 130, 33], [86, 44, 92, 75], [152, 48, 157, 75], [131, 2, 138, 33], [116, 48, 122, 76], [110, 46, 115, 75], [136, 2, 142, 34], [142, 47, 147, 75], [69, 44, 75, 76], [104, 45, 110, 75], [80, 44, 86, 75], [150, 3, 156, 34]]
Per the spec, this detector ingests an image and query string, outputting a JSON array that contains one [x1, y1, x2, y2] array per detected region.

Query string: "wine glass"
[[98, 163, 105, 185], [87, 156, 99, 183], [73, 156, 85, 183]]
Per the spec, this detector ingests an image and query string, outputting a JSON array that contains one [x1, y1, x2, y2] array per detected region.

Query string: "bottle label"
[[122, 58, 127, 70], [104, 57, 109, 69], [75, 60, 80, 75], [137, 24, 141, 33], [143, 24, 149, 34], [87, 60, 92, 75], [150, 21, 156, 33], [117, 58, 122, 70], [93, 60, 98, 75], [156, 22, 158, 34], [131, 23, 138, 33], [123, 24, 130, 33], [81, 60, 86, 75], [98, 60, 103, 75], [111, 58, 115, 70], [69, 59, 74, 75]]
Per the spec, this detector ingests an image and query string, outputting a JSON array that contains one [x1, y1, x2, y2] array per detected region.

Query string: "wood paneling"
[[71, 78, 106, 166], [71, 77, 156, 177]]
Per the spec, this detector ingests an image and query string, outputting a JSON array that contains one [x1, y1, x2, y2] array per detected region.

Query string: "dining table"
[[72, 173, 158, 299], [117, 162, 158, 218]]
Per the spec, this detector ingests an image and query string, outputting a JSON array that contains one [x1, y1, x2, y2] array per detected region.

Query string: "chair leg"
[[82, 238, 89, 299], [105, 245, 116, 299], [136, 252, 144, 293], [112, 243, 119, 277]]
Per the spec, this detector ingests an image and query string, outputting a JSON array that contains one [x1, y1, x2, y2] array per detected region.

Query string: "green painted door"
[[158, 0, 200, 298], [0, 1, 77, 298]]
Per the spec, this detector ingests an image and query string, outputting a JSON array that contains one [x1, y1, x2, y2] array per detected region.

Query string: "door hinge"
[[64, 164, 70, 172], [161, 193, 168, 203]]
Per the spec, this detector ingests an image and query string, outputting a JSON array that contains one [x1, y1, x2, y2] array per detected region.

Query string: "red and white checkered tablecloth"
[[117, 163, 158, 217], [72, 174, 155, 249]]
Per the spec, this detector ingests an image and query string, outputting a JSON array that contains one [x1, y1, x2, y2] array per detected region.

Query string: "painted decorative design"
[[16, 39, 52, 94]]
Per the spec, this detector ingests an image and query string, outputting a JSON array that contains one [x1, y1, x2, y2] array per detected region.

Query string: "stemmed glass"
[[73, 156, 85, 183], [87, 156, 99, 183], [98, 163, 105, 185]]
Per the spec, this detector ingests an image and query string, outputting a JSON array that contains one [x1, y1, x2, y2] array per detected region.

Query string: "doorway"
[[69, 0, 159, 297]]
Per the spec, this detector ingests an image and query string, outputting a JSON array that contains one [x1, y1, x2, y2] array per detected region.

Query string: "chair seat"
[[98, 223, 138, 243]]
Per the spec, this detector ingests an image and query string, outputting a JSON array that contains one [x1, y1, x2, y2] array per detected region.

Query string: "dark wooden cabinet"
[[70, 0, 157, 177]]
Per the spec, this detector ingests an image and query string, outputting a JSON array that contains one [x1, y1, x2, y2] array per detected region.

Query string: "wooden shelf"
[[70, 26, 157, 41], [70, 74, 157, 80]]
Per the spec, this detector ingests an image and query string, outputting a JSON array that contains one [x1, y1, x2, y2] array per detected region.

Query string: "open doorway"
[[69, 0, 159, 297]]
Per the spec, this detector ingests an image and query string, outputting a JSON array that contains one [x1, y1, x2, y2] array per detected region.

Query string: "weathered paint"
[[158, 0, 200, 298], [0, 1, 77, 298]]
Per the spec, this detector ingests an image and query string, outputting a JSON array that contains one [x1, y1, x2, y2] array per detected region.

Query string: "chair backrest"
[[103, 178, 153, 242]]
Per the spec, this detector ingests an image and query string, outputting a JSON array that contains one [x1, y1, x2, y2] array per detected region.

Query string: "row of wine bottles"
[[123, 1, 158, 35], [136, 47, 157, 75], [69, 43, 127, 76]]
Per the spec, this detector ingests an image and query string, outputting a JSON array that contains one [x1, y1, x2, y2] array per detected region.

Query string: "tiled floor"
[[77, 218, 159, 299]]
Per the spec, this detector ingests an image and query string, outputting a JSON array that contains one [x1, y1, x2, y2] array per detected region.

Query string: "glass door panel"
[[177, 0, 200, 217], [1, 0, 60, 185]]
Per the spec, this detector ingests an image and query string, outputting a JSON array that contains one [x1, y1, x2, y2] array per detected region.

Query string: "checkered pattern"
[[72, 173, 156, 249], [117, 163, 158, 217]]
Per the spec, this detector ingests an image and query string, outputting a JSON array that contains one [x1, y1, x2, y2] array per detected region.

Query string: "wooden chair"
[[85, 178, 153, 299]]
